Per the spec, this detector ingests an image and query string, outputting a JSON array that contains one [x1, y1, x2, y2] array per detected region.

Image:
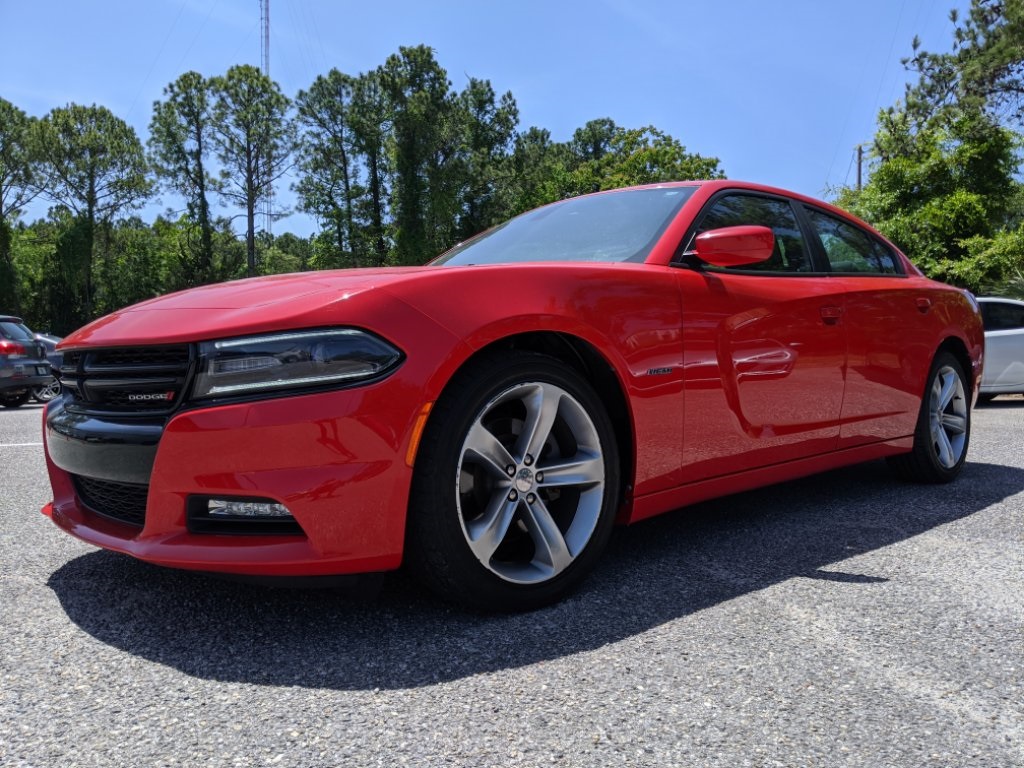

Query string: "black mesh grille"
[[59, 345, 193, 414], [73, 475, 148, 527]]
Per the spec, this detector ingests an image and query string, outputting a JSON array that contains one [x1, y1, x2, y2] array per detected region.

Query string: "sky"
[[0, 0, 969, 238]]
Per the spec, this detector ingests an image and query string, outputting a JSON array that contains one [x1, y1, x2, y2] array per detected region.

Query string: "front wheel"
[[406, 351, 621, 611], [887, 351, 970, 483]]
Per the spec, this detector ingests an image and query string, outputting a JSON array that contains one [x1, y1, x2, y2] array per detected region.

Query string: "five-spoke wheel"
[[407, 351, 619, 611], [888, 351, 971, 483], [32, 379, 61, 404]]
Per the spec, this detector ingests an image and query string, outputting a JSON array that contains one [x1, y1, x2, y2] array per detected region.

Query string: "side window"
[[806, 208, 901, 275], [980, 302, 1024, 331], [692, 194, 811, 273]]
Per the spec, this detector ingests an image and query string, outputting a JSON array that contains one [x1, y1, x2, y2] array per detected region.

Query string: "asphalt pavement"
[[1, 398, 1022, 767]]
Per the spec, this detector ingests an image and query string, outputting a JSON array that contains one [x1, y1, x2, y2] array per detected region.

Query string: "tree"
[[381, 45, 463, 264], [904, 0, 1024, 129], [35, 103, 151, 325], [209, 64, 295, 276], [837, 1, 1024, 293], [348, 70, 392, 266], [454, 78, 518, 240], [569, 118, 619, 162], [148, 71, 220, 286], [295, 69, 363, 267], [501, 127, 572, 216], [559, 119, 724, 199], [838, 110, 1020, 290], [0, 98, 46, 312]]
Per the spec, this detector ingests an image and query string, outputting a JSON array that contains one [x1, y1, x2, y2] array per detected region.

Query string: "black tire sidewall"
[[919, 352, 971, 481], [0, 391, 30, 408], [407, 351, 620, 611]]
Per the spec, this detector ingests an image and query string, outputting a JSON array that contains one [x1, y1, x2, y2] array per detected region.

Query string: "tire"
[[32, 379, 61, 403], [0, 391, 31, 408], [887, 351, 970, 483], [406, 350, 621, 611]]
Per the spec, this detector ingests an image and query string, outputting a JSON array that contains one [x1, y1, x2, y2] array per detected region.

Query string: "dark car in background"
[[32, 333, 63, 403], [0, 316, 52, 408]]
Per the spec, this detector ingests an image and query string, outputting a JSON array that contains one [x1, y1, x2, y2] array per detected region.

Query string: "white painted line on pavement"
[[0, 442, 44, 447]]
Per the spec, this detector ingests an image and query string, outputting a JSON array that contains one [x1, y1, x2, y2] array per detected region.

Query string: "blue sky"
[[0, 0, 967, 237]]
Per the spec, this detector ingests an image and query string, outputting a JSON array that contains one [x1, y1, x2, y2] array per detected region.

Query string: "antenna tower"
[[260, 0, 272, 235]]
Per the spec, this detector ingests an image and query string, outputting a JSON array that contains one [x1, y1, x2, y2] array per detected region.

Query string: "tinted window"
[[0, 321, 33, 341], [980, 301, 1024, 330], [435, 187, 696, 265], [806, 209, 900, 275], [691, 194, 811, 273]]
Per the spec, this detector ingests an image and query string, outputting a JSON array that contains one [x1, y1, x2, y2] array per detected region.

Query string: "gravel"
[[1, 398, 1022, 767]]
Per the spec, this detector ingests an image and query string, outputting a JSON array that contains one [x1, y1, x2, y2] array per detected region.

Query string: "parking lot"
[[1, 399, 1022, 767]]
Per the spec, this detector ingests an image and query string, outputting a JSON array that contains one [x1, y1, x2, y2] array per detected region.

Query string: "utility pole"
[[856, 144, 864, 191], [260, 0, 272, 236]]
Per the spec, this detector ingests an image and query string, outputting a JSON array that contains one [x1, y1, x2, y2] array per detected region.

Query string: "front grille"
[[73, 475, 149, 527], [59, 345, 193, 414]]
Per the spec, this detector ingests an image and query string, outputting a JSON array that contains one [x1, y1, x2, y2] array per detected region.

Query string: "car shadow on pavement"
[[48, 459, 1024, 691]]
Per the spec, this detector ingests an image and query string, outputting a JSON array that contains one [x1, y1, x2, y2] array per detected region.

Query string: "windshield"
[[434, 186, 697, 266]]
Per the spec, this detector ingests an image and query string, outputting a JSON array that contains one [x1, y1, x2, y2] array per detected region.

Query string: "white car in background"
[[978, 297, 1024, 402]]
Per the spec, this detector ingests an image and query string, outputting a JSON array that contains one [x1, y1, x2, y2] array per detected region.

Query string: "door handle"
[[820, 305, 842, 325], [916, 297, 932, 313]]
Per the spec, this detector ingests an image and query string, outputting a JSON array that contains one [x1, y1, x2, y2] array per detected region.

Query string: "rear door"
[[675, 192, 848, 480], [799, 206, 935, 447]]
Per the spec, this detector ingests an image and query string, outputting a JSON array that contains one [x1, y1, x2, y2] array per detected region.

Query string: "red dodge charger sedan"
[[42, 181, 984, 610]]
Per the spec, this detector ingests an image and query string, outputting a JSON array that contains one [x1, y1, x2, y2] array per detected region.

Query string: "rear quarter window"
[[980, 302, 1024, 330]]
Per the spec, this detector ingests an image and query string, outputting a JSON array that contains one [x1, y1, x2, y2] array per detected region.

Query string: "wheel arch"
[[936, 335, 975, 399], [417, 330, 636, 517]]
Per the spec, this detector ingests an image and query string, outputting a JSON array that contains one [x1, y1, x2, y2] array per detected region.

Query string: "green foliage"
[[148, 71, 220, 284], [837, 2, 1024, 294], [904, 0, 1024, 129], [0, 97, 45, 221], [257, 230, 312, 275], [37, 104, 151, 221], [381, 45, 464, 265], [558, 121, 724, 198], [4, 47, 726, 331], [454, 77, 519, 240], [295, 69, 366, 267], [32, 104, 151, 326], [209, 64, 296, 276]]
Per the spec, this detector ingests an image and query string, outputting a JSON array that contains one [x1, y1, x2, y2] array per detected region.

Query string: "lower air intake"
[[73, 475, 148, 527]]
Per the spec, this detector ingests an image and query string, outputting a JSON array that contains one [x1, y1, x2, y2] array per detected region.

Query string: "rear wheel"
[[887, 351, 970, 483], [406, 351, 620, 611], [32, 379, 61, 403], [0, 391, 31, 408]]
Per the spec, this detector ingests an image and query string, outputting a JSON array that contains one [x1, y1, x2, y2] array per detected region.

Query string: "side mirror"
[[694, 225, 774, 267]]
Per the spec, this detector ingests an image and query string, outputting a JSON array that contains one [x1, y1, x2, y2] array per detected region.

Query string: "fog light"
[[207, 499, 292, 518]]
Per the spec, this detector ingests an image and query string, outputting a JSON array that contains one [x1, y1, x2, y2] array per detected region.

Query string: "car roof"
[[602, 179, 895, 244]]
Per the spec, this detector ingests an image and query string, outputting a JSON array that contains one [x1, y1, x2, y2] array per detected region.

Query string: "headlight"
[[192, 328, 403, 399]]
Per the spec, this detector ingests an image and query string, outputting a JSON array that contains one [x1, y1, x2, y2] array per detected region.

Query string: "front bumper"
[[42, 383, 421, 576]]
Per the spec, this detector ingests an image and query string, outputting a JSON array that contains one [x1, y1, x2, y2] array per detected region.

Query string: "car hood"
[[60, 267, 439, 348]]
